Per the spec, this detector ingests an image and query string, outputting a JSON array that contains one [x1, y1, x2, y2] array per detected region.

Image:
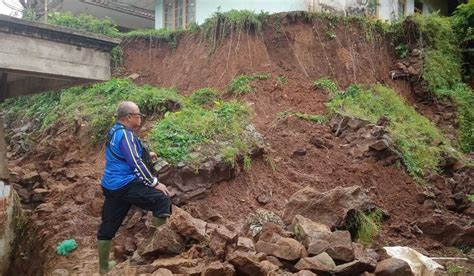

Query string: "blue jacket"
[[101, 122, 157, 190]]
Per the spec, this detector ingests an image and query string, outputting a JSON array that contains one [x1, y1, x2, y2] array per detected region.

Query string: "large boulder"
[[283, 186, 373, 228], [255, 234, 307, 261], [137, 225, 185, 257], [374, 258, 413, 276], [168, 206, 207, 242]]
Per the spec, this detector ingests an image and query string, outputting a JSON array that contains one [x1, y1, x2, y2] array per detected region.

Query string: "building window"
[[415, 0, 424, 14], [163, 0, 195, 29], [398, 0, 406, 18]]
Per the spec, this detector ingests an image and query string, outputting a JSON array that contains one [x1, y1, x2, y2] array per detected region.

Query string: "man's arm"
[[119, 129, 158, 187]]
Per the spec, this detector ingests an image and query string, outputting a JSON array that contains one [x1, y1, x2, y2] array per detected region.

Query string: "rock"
[[51, 269, 69, 276], [417, 215, 474, 246], [209, 225, 237, 258], [266, 256, 283, 267], [294, 253, 335, 274], [291, 215, 331, 246], [309, 136, 332, 149], [180, 263, 205, 275], [255, 234, 307, 261], [369, 140, 389, 151], [257, 194, 271, 204], [202, 261, 236, 276], [237, 237, 255, 252], [137, 224, 185, 257], [260, 260, 279, 274], [35, 202, 55, 213], [65, 170, 76, 180], [64, 150, 81, 165], [307, 240, 330, 255], [21, 171, 41, 185], [152, 257, 202, 274], [169, 206, 207, 242], [292, 148, 307, 157], [313, 252, 336, 269], [258, 223, 289, 242], [353, 242, 379, 271], [226, 250, 265, 276], [326, 231, 354, 262], [152, 268, 173, 276], [31, 188, 50, 203], [283, 185, 373, 228], [335, 260, 374, 275], [374, 258, 413, 276]]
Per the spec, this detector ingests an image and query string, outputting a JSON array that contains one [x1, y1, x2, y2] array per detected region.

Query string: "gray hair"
[[116, 101, 138, 119]]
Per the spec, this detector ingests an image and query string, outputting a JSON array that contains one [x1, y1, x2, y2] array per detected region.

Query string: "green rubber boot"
[[98, 240, 117, 275], [152, 217, 167, 228]]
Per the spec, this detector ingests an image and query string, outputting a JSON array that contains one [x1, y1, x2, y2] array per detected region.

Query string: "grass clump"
[[1, 79, 183, 145], [228, 73, 269, 94], [327, 84, 456, 180], [313, 77, 338, 94], [355, 210, 383, 245], [147, 101, 255, 167], [277, 75, 288, 85], [189, 88, 221, 106]]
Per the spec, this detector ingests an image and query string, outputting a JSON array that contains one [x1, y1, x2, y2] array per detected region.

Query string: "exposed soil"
[[6, 13, 472, 275]]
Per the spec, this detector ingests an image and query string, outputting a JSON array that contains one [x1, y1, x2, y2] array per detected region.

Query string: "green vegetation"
[[276, 75, 288, 85], [327, 84, 457, 180], [313, 77, 338, 93], [446, 263, 473, 275], [468, 194, 474, 203], [1, 79, 183, 144], [452, 3, 474, 79], [201, 9, 269, 40], [355, 210, 383, 245], [47, 12, 120, 37], [228, 73, 269, 94], [278, 111, 327, 124], [189, 88, 221, 106], [410, 14, 473, 152], [147, 101, 254, 167], [395, 43, 409, 58]]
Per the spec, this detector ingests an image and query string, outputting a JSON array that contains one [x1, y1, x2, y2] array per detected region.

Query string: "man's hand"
[[149, 151, 158, 161], [154, 182, 170, 196]]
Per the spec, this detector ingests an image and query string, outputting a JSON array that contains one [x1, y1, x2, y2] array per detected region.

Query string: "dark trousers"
[[97, 179, 171, 240]]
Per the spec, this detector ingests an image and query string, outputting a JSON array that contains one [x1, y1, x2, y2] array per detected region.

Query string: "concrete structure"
[[0, 14, 119, 274], [154, 0, 452, 29]]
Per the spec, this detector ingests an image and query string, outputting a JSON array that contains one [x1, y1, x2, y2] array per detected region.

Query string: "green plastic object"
[[56, 239, 78, 256]]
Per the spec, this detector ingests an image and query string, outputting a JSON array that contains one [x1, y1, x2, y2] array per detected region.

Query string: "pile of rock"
[[328, 115, 402, 167], [112, 186, 414, 275]]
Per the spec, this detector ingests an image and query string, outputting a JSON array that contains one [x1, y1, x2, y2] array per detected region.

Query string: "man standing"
[[97, 101, 171, 274]]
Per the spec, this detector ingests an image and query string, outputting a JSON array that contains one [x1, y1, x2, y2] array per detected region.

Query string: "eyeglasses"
[[127, 113, 145, 118]]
